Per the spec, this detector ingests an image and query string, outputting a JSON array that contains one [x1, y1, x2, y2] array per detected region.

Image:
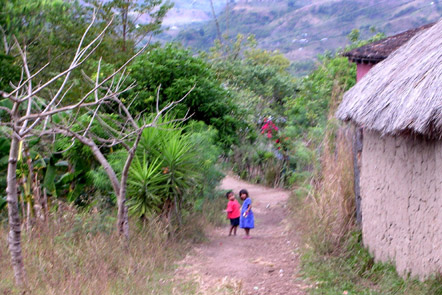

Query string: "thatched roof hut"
[[336, 19, 442, 279], [337, 20, 442, 139]]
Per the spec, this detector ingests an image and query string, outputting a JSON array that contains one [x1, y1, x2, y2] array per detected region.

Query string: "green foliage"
[[126, 117, 223, 219], [127, 44, 241, 149], [209, 35, 297, 109], [301, 231, 442, 295], [285, 55, 355, 138], [345, 28, 386, 51], [186, 121, 224, 199], [86, 149, 127, 195], [127, 157, 166, 218], [0, 197, 6, 212], [347, 29, 360, 43], [289, 59, 316, 77], [0, 137, 10, 195], [204, 34, 298, 187], [0, 54, 20, 92], [0, 0, 55, 49], [274, 54, 355, 186], [154, 128, 200, 201], [53, 114, 114, 206], [1, 0, 91, 68]]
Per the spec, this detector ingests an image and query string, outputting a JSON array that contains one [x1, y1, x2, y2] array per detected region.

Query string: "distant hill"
[[161, 0, 225, 26], [159, 0, 441, 69]]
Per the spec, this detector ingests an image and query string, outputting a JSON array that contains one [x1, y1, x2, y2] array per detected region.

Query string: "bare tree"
[[49, 83, 192, 239], [0, 12, 164, 287]]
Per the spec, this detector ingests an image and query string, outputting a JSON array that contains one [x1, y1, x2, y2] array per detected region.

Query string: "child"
[[225, 191, 241, 236], [239, 189, 254, 238]]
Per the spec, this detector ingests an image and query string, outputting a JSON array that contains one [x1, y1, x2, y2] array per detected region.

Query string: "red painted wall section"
[[356, 63, 374, 82]]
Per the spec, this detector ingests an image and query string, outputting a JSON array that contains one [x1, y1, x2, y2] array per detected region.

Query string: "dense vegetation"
[[0, 0, 229, 290], [1, 0, 440, 293]]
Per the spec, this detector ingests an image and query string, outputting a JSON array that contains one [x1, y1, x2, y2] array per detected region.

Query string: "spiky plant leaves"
[[160, 132, 201, 198], [127, 156, 166, 218]]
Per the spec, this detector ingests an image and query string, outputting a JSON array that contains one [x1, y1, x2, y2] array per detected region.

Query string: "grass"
[[299, 232, 442, 295], [0, 196, 228, 295], [291, 173, 442, 295]]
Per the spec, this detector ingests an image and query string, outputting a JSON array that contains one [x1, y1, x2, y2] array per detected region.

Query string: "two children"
[[225, 189, 254, 238]]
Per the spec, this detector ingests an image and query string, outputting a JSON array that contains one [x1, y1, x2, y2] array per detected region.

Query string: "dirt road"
[[176, 175, 308, 294]]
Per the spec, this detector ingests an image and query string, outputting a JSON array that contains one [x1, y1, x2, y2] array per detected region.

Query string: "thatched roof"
[[343, 23, 435, 64], [336, 20, 442, 139]]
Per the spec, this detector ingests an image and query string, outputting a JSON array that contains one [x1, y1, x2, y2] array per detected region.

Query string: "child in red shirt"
[[225, 191, 241, 236]]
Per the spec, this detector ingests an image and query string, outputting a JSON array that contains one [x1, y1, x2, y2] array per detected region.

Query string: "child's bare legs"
[[244, 228, 250, 236], [228, 226, 239, 236]]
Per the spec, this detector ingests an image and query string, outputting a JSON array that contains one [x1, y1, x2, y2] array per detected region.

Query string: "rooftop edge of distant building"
[[343, 22, 436, 64]]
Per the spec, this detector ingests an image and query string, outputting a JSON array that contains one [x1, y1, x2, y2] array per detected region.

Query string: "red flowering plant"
[[261, 118, 279, 139], [275, 136, 291, 152], [260, 118, 291, 153]]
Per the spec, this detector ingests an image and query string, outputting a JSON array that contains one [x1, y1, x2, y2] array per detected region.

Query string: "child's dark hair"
[[225, 190, 233, 199], [239, 189, 249, 198]]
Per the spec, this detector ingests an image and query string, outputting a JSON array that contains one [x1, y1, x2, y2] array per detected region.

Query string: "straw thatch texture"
[[337, 20, 442, 138]]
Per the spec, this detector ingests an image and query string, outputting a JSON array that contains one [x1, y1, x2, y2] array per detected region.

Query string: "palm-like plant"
[[127, 116, 203, 222], [159, 131, 201, 221], [127, 156, 166, 218]]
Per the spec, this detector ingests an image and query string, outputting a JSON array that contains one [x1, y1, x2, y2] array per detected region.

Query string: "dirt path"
[[176, 176, 309, 295]]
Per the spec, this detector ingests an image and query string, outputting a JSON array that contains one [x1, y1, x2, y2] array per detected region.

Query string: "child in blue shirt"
[[239, 189, 254, 239]]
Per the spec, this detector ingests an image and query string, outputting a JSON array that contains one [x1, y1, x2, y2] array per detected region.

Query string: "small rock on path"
[[176, 176, 308, 295]]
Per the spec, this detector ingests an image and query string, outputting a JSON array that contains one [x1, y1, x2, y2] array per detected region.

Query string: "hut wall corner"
[[360, 130, 442, 279]]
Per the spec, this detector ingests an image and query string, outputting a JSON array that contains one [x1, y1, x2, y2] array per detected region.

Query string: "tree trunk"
[[209, 0, 223, 43], [117, 133, 142, 239], [117, 193, 129, 239], [118, 166, 130, 239], [6, 135, 26, 286], [121, 1, 129, 52], [87, 143, 127, 237]]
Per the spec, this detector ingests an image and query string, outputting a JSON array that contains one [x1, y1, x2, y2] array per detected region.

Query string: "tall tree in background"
[[85, 0, 173, 53]]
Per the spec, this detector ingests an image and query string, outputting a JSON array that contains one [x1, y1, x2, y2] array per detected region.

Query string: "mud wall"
[[361, 130, 442, 279]]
